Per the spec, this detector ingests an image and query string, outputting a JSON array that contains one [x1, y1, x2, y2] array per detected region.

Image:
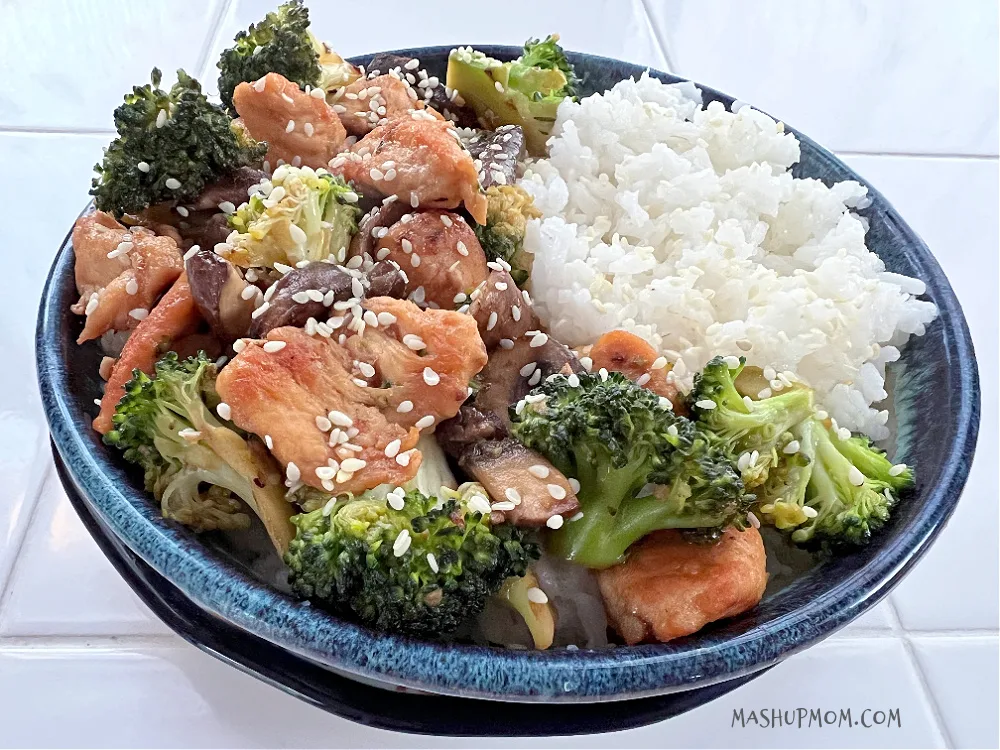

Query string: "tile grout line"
[[0, 126, 115, 136], [0, 634, 184, 650], [886, 598, 955, 749], [636, 0, 676, 73], [195, 0, 235, 83], [836, 150, 999, 161]]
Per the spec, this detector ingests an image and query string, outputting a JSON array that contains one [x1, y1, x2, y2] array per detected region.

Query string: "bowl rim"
[[36, 45, 981, 703]]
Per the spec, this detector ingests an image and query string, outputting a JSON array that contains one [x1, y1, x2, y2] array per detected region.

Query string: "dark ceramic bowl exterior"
[[37, 47, 979, 708]]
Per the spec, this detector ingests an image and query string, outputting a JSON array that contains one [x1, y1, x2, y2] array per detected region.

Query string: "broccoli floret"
[[217, 0, 320, 111], [105, 352, 294, 550], [511, 35, 579, 98], [285, 484, 536, 637], [510, 372, 750, 568], [758, 418, 914, 546], [446, 35, 579, 155], [91, 69, 266, 217], [689, 356, 815, 488], [225, 165, 360, 268], [474, 185, 541, 285]]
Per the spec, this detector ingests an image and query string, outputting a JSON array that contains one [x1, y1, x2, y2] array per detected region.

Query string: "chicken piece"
[[216, 327, 421, 494], [332, 74, 439, 137], [93, 273, 201, 434], [597, 528, 768, 645], [216, 299, 486, 493], [374, 210, 489, 308], [71, 212, 184, 344], [436, 408, 578, 527], [589, 330, 685, 411], [334, 117, 487, 224], [469, 269, 538, 349], [232, 73, 346, 169], [344, 297, 488, 430]]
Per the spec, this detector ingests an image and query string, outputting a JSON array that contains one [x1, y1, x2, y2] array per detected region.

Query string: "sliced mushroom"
[[248, 260, 408, 337], [189, 167, 267, 213], [185, 249, 255, 341], [349, 199, 409, 259], [470, 269, 538, 349], [464, 125, 525, 189]]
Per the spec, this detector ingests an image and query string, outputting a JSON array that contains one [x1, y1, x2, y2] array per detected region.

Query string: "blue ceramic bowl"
[[37, 47, 979, 706]]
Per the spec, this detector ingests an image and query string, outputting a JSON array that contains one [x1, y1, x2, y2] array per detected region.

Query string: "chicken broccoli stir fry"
[[68, 1, 918, 648]]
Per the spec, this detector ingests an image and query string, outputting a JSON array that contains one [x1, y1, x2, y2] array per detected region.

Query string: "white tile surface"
[[0, 0, 996, 746], [204, 0, 668, 89], [841, 154, 1000, 631], [646, 0, 1000, 155], [0, 639, 946, 749], [911, 636, 1000, 749], [0, 473, 172, 637], [0, 1, 223, 131]]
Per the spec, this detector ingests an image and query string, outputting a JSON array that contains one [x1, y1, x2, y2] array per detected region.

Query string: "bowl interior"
[[37, 46, 980, 702]]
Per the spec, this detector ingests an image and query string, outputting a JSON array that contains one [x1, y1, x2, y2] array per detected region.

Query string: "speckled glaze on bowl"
[[37, 47, 979, 708]]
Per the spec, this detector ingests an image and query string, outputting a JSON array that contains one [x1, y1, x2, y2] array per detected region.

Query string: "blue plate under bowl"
[[37, 46, 980, 718]]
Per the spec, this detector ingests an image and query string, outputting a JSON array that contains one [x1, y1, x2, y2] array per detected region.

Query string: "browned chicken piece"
[[374, 210, 489, 308], [232, 73, 347, 169], [469, 269, 539, 349], [436, 407, 578, 526], [331, 74, 440, 137], [344, 297, 488, 430], [216, 299, 487, 493], [597, 527, 768, 645], [71, 212, 184, 344], [334, 117, 487, 224], [589, 330, 685, 412], [94, 273, 201, 434], [216, 326, 422, 495]]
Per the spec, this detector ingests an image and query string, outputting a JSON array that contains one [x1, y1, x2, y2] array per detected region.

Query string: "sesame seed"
[[384, 439, 402, 458], [397, 400, 413, 413], [393, 529, 412, 557], [568, 478, 581, 494], [567, 373, 580, 388], [410, 192, 420, 208], [128, 308, 149, 320], [363, 310, 379, 327], [403, 334, 426, 350], [763, 366, 777, 381], [494, 81, 504, 93], [747, 511, 761, 529], [263, 340, 286, 353], [802, 505, 819, 518], [528, 464, 550, 479], [547, 484, 567, 500], [546, 514, 564, 530], [492, 501, 516, 512], [253, 78, 266, 92], [328, 410, 353, 427], [456, 241, 469, 256], [757, 388, 772, 399], [285, 120, 295, 133], [415, 415, 435, 429], [838, 427, 852, 441], [422, 367, 441, 386], [426, 552, 439, 572], [341, 457, 367, 472], [889, 463, 908, 477], [494, 281, 508, 292], [315, 415, 332, 432], [528, 370, 542, 386], [357, 361, 376, 378], [667, 424, 680, 438], [529, 332, 548, 348], [468, 494, 492, 515], [303, 122, 314, 137], [285, 462, 301, 482], [783, 440, 801, 455], [395, 450, 413, 466], [499, 338, 514, 349], [526, 587, 548, 604], [440, 214, 453, 227], [125, 278, 139, 295], [292, 292, 310, 304], [723, 355, 742, 369], [351, 277, 364, 298], [486, 311, 498, 331], [636, 372, 651, 387], [411, 253, 421, 267], [519, 362, 537, 378], [848, 466, 866, 486], [388, 493, 405, 511], [264, 434, 273, 449]]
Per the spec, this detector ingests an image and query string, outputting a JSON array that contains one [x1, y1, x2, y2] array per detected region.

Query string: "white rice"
[[519, 73, 937, 439]]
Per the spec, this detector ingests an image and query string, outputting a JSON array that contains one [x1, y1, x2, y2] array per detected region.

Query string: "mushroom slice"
[[185, 248, 255, 340], [464, 125, 525, 188], [468, 269, 538, 349]]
